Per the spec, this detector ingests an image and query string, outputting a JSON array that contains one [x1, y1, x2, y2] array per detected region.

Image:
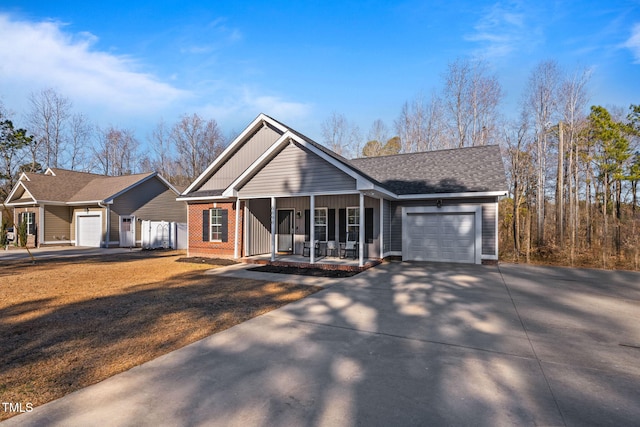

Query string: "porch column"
[[379, 198, 384, 259], [310, 194, 315, 264], [234, 199, 240, 259], [270, 197, 276, 262], [359, 192, 365, 267]]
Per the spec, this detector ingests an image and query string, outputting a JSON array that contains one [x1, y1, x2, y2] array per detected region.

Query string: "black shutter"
[[338, 209, 346, 242], [328, 209, 336, 241], [221, 209, 229, 242], [365, 208, 374, 243], [202, 209, 209, 241], [304, 209, 310, 240]]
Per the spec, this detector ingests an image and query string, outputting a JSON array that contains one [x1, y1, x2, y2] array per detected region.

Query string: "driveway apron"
[[3, 262, 639, 426]]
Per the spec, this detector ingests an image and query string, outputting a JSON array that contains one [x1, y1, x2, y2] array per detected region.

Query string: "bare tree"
[[93, 126, 139, 176], [68, 113, 93, 171], [524, 60, 562, 246], [321, 112, 361, 158], [25, 88, 72, 169], [442, 57, 503, 148], [172, 113, 225, 182], [394, 92, 444, 153], [145, 118, 181, 183]]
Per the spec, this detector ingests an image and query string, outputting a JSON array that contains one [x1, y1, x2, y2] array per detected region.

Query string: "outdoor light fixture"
[[436, 199, 443, 208], [296, 211, 302, 218]]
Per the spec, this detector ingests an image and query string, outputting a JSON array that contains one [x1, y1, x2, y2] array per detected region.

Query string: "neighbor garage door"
[[404, 212, 475, 263], [77, 215, 102, 247]]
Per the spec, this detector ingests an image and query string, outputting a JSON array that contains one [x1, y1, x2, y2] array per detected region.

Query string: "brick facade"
[[188, 201, 243, 258]]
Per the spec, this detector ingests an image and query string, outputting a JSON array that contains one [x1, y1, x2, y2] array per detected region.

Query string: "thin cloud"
[[465, 2, 540, 58], [0, 14, 189, 116], [624, 23, 640, 63]]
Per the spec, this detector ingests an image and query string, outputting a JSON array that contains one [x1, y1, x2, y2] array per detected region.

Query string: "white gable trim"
[[183, 114, 287, 195], [222, 131, 387, 198], [103, 173, 157, 203], [4, 181, 36, 205]]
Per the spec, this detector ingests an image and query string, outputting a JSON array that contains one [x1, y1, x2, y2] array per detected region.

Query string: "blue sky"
[[0, 1, 638, 143]]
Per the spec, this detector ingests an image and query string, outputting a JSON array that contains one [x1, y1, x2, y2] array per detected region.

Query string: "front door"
[[120, 216, 135, 247], [277, 209, 294, 252]]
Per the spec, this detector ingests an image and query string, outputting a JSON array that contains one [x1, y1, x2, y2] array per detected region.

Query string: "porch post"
[[310, 194, 315, 264], [270, 196, 276, 262], [379, 198, 384, 259], [234, 199, 240, 259], [359, 192, 365, 267]]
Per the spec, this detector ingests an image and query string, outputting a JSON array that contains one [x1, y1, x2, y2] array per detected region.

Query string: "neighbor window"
[[210, 208, 223, 241], [20, 212, 36, 235], [347, 207, 359, 242], [314, 208, 327, 241]]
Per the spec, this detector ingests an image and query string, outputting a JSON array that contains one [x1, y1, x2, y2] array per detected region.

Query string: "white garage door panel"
[[77, 215, 102, 247], [405, 213, 475, 263]]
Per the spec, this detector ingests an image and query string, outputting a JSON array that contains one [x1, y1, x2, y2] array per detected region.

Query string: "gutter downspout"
[[98, 201, 110, 248]]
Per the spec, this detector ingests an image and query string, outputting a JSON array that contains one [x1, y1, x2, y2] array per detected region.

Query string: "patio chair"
[[303, 240, 320, 257], [340, 241, 357, 259], [326, 240, 337, 257]]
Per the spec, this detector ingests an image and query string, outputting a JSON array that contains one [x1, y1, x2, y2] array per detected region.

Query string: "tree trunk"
[[556, 122, 564, 248]]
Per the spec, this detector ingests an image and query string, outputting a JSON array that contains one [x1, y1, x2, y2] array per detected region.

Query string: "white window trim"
[[313, 207, 328, 242], [346, 206, 360, 242], [210, 208, 223, 242]]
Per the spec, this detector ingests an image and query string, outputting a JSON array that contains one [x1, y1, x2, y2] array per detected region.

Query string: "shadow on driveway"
[[3, 261, 639, 426]]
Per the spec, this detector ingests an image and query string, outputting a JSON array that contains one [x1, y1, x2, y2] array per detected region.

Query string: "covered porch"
[[238, 192, 385, 268]]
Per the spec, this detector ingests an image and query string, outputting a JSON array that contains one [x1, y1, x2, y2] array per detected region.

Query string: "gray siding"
[[246, 195, 380, 257], [110, 176, 186, 243], [44, 205, 72, 241], [389, 197, 499, 256], [238, 142, 357, 197], [201, 124, 282, 191], [245, 198, 271, 256], [383, 199, 391, 255], [482, 203, 497, 256]]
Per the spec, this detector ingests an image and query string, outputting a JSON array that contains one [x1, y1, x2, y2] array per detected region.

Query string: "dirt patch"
[[249, 264, 360, 278], [0, 250, 320, 421]]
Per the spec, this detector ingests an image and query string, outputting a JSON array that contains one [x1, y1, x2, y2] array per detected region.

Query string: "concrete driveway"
[[3, 262, 639, 426], [0, 246, 141, 261]]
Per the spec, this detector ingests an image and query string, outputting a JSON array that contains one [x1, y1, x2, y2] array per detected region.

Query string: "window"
[[20, 212, 36, 235], [210, 208, 223, 241], [314, 208, 327, 241], [347, 207, 359, 242]]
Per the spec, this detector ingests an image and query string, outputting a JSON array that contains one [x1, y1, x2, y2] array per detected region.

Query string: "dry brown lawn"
[[0, 251, 320, 420]]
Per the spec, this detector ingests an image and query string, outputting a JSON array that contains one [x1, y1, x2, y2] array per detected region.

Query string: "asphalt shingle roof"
[[350, 145, 508, 195], [17, 168, 155, 203]]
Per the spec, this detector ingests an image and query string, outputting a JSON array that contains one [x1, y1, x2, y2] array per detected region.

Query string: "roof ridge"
[[352, 144, 500, 161]]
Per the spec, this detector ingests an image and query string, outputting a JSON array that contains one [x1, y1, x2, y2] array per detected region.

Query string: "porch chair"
[[326, 240, 337, 257], [340, 241, 357, 259], [303, 240, 320, 257]]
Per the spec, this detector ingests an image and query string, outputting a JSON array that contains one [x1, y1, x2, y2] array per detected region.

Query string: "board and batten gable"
[[237, 142, 357, 198], [199, 123, 283, 192]]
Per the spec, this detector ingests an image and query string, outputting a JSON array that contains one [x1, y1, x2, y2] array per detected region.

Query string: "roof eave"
[[397, 190, 508, 200]]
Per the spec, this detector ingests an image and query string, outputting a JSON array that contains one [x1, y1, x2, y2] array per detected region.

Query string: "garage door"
[[404, 213, 475, 263], [77, 215, 102, 247]]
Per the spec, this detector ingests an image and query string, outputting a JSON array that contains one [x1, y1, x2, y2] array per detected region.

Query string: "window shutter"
[[338, 209, 346, 242], [202, 210, 210, 241], [365, 208, 374, 243], [328, 209, 336, 241], [221, 209, 228, 242], [304, 209, 310, 241]]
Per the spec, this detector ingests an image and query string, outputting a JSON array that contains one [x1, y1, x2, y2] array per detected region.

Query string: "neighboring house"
[[4, 168, 185, 248], [178, 114, 508, 265]]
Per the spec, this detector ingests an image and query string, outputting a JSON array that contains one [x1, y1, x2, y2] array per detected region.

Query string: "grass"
[[0, 250, 321, 421]]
